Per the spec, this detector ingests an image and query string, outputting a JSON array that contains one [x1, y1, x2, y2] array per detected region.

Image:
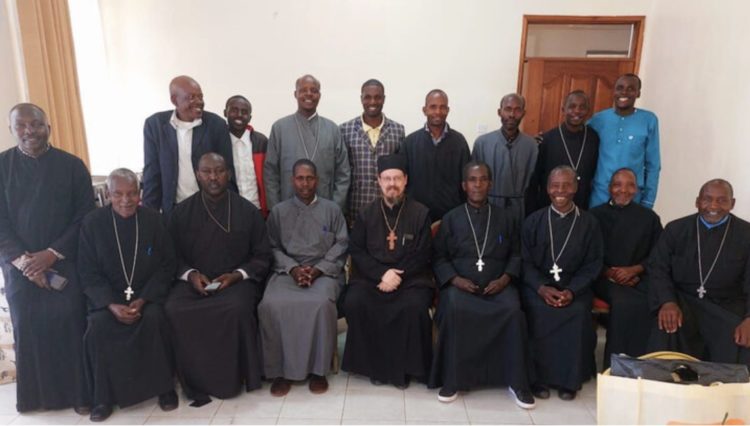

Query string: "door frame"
[[516, 15, 646, 94]]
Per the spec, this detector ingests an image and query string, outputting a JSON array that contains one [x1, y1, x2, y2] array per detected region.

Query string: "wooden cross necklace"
[[696, 215, 731, 299], [111, 209, 139, 301], [464, 203, 492, 271], [380, 198, 405, 251]]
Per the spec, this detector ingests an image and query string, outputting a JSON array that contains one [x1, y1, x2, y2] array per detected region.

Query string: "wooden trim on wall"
[[16, 0, 90, 167], [516, 15, 646, 93]]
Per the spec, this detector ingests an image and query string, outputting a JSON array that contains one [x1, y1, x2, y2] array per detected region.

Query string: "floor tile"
[[214, 384, 283, 419], [341, 420, 404, 425], [0, 416, 16, 425], [276, 418, 340, 425], [11, 416, 80, 425], [278, 381, 345, 420], [462, 388, 532, 425], [208, 416, 232, 424], [342, 387, 404, 423], [529, 397, 596, 425], [403, 386, 468, 423], [77, 415, 147, 425], [144, 416, 212, 425], [225, 417, 276, 425]]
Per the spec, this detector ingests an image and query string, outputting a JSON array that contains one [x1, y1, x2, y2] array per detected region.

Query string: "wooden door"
[[521, 58, 635, 136]]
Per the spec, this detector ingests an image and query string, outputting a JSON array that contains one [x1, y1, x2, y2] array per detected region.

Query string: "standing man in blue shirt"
[[588, 74, 660, 209]]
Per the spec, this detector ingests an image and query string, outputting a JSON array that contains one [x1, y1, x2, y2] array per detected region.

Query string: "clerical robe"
[[79, 205, 176, 407], [342, 196, 433, 387], [166, 191, 271, 400], [258, 196, 348, 380], [648, 214, 750, 366], [429, 202, 531, 392], [472, 130, 538, 221], [0, 147, 94, 411], [531, 125, 599, 211], [590, 201, 662, 368], [264, 112, 350, 210], [401, 125, 470, 222], [521, 207, 603, 390]]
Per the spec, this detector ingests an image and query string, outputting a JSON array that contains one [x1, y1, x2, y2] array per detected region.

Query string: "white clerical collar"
[[170, 110, 202, 130], [297, 111, 318, 121], [550, 204, 579, 218], [294, 194, 318, 206]]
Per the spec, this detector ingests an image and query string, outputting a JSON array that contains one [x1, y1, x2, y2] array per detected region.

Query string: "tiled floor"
[[0, 329, 604, 425]]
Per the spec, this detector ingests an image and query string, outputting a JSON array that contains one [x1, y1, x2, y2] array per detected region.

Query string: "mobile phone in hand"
[[204, 281, 221, 292]]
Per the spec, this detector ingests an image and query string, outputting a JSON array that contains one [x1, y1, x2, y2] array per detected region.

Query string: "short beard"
[[383, 193, 404, 206]]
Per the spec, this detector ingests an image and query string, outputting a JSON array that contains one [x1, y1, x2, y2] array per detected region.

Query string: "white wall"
[[69, 0, 750, 222], [0, 0, 25, 151]]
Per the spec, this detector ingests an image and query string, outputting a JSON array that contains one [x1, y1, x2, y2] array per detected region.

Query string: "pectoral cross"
[[549, 263, 562, 282], [697, 286, 706, 299], [386, 231, 397, 251], [476, 258, 485, 272], [124, 286, 134, 301]]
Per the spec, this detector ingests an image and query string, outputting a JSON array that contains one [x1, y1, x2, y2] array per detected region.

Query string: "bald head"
[[170, 75, 204, 122], [699, 179, 733, 199], [197, 152, 226, 170], [295, 74, 321, 117]]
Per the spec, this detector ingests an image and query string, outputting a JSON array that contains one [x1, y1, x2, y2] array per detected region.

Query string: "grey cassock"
[[258, 196, 348, 380]]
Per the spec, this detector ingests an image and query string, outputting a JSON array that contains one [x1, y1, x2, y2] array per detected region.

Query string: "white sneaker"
[[508, 386, 536, 410], [437, 387, 458, 403]]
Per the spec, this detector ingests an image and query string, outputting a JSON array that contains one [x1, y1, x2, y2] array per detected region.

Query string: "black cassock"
[[342, 196, 433, 387], [428, 202, 531, 391], [0, 147, 94, 411], [529, 125, 599, 212], [521, 206, 602, 390], [79, 206, 176, 407], [166, 191, 271, 400], [590, 201, 662, 368], [648, 213, 750, 366]]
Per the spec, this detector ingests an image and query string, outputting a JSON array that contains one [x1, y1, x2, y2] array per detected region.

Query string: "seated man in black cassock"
[[165, 153, 271, 406], [521, 165, 603, 401], [0, 103, 94, 414], [590, 168, 662, 369], [79, 168, 178, 422], [342, 154, 434, 389], [429, 161, 535, 409], [649, 179, 750, 366]]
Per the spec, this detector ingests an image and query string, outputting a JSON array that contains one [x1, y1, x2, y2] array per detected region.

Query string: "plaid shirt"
[[340, 115, 405, 223]]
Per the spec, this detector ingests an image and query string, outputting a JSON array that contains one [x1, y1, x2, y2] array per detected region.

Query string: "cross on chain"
[[476, 258, 485, 272], [549, 263, 563, 282], [124, 286, 134, 301], [386, 231, 397, 251]]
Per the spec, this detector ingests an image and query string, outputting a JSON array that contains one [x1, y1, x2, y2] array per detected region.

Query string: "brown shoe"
[[270, 378, 291, 397], [309, 374, 329, 394]]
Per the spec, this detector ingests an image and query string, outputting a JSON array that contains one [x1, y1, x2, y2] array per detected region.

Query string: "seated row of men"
[[2, 103, 748, 422]]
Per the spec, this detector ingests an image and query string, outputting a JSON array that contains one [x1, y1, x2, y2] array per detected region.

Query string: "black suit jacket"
[[142, 110, 234, 216]]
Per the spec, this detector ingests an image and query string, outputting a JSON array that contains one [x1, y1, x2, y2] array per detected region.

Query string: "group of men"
[[1, 70, 748, 421]]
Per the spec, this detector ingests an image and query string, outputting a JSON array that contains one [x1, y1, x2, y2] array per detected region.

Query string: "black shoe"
[[89, 404, 113, 422], [437, 386, 458, 403], [531, 384, 550, 399], [508, 387, 536, 409], [73, 406, 91, 415], [558, 388, 577, 401], [158, 390, 179, 411], [394, 377, 410, 390], [369, 377, 385, 386]]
